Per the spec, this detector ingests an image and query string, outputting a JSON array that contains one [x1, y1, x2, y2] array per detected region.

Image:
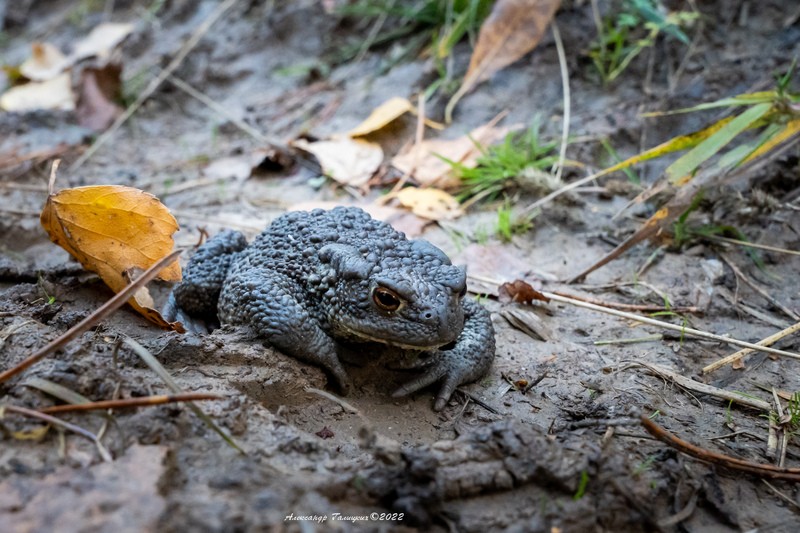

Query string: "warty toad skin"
[[164, 207, 495, 411]]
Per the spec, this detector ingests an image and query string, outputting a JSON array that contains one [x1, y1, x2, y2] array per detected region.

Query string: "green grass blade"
[[642, 91, 776, 116], [123, 337, 245, 454], [600, 116, 735, 176], [665, 102, 772, 184]]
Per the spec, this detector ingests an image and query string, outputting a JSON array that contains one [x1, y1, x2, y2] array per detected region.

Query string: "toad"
[[164, 207, 495, 410]]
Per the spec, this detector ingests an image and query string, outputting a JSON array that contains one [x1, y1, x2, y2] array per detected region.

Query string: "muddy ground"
[[1, 0, 800, 531]]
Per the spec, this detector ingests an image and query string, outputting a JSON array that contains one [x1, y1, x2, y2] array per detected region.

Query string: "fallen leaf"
[[202, 156, 255, 182], [446, 0, 561, 121], [0, 72, 75, 111], [568, 171, 710, 283], [203, 147, 294, 181], [345, 96, 445, 138], [41, 185, 183, 330], [292, 137, 383, 187], [395, 187, 462, 221], [347, 97, 415, 137], [19, 42, 69, 81], [498, 279, 550, 304], [392, 122, 520, 188], [70, 22, 135, 63], [76, 65, 123, 131]]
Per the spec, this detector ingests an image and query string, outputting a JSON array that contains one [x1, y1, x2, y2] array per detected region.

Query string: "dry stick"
[[718, 252, 800, 321], [625, 362, 771, 411], [68, 0, 240, 172], [39, 393, 221, 414], [0, 249, 183, 383], [702, 321, 800, 374], [541, 290, 800, 361], [708, 235, 800, 257], [550, 20, 570, 184], [1, 404, 112, 462], [550, 289, 701, 314], [640, 415, 800, 482]]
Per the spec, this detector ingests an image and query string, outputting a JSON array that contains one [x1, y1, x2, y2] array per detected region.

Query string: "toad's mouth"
[[338, 322, 448, 351]]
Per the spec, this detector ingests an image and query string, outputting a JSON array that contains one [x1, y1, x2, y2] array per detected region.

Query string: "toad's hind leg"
[[218, 269, 351, 393]]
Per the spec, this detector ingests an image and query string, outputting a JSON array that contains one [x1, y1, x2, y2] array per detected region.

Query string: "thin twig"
[[641, 415, 800, 482], [550, 20, 570, 183], [702, 321, 800, 374], [39, 393, 222, 414], [551, 289, 701, 314], [719, 252, 800, 321], [69, 0, 240, 171], [541, 291, 800, 361], [626, 362, 771, 411], [0, 249, 183, 383]]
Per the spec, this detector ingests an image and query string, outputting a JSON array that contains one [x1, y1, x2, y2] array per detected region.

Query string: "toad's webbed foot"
[[392, 298, 495, 411]]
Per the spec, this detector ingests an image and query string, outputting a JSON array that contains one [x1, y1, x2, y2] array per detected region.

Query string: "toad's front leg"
[[392, 298, 495, 411], [218, 268, 351, 393]]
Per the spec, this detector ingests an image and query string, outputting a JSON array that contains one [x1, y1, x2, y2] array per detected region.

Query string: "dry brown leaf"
[[395, 187, 462, 221], [292, 137, 383, 187], [76, 65, 123, 132], [568, 174, 707, 283], [19, 42, 69, 81], [498, 279, 550, 304], [70, 22, 135, 63], [0, 73, 75, 112], [202, 148, 293, 181], [446, 0, 561, 121], [391, 122, 519, 188], [41, 185, 182, 330]]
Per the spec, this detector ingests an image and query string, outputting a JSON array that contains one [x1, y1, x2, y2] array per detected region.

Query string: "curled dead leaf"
[[41, 185, 183, 331], [70, 22, 135, 64], [0, 73, 75, 112], [446, 0, 561, 121], [498, 280, 550, 304], [76, 65, 123, 132], [395, 187, 462, 221], [19, 42, 69, 81], [292, 137, 383, 187]]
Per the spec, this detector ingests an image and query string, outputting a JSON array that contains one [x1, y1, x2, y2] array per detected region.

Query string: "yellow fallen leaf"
[[446, 0, 561, 121], [347, 97, 415, 137], [19, 42, 69, 81], [396, 187, 463, 221], [11, 424, 51, 441], [292, 137, 383, 187], [41, 185, 183, 331], [392, 122, 520, 188], [345, 97, 445, 137], [0, 73, 75, 112]]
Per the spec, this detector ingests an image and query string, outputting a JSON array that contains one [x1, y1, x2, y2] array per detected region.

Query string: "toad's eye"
[[373, 287, 402, 311]]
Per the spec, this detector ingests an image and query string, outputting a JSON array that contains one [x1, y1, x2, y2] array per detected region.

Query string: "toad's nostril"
[[423, 311, 433, 320]]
